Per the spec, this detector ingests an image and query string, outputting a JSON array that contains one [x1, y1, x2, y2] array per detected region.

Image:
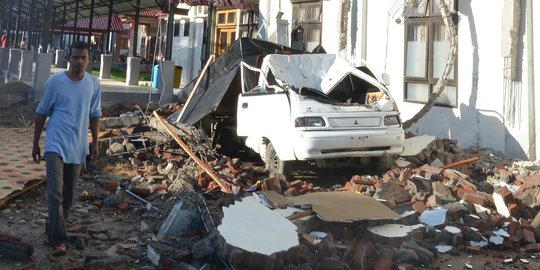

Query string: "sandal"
[[52, 244, 67, 257]]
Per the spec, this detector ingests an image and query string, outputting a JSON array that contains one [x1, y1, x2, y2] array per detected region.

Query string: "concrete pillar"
[[33, 53, 53, 101], [100, 54, 112, 79], [126, 57, 140, 86], [158, 60, 174, 106], [19, 50, 34, 82], [6, 49, 21, 82], [55, 49, 65, 68], [0, 48, 9, 72]]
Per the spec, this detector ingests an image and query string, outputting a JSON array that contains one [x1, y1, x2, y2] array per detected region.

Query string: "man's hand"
[[32, 144, 41, 164], [90, 142, 99, 162]]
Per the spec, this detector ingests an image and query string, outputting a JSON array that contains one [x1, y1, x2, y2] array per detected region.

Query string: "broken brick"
[[411, 201, 427, 214], [495, 186, 514, 204], [463, 193, 485, 206]]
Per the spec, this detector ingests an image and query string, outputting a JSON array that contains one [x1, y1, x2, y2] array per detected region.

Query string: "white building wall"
[[534, 0, 540, 159], [258, 0, 536, 159], [363, 0, 533, 159], [171, 6, 205, 87]]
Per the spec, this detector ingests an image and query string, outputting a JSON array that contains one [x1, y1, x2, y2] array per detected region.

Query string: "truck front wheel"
[[265, 143, 292, 177]]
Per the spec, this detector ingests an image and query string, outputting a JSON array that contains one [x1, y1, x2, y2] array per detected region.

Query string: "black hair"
[[68, 41, 90, 58]]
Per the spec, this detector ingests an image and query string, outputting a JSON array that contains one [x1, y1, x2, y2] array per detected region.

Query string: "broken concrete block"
[[394, 248, 418, 264], [367, 224, 424, 246], [493, 192, 510, 218], [419, 209, 447, 227], [192, 238, 215, 259], [532, 212, 540, 229], [218, 196, 299, 255], [374, 182, 411, 204], [489, 234, 504, 245], [435, 245, 453, 254], [352, 241, 377, 270], [400, 239, 435, 265]]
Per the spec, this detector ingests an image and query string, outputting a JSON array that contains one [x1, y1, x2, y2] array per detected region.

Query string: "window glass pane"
[[432, 21, 454, 79], [227, 12, 236, 24], [218, 13, 226, 24], [406, 83, 430, 102], [405, 0, 428, 16], [173, 20, 180, 37], [435, 86, 457, 106], [220, 32, 228, 50], [406, 22, 427, 77], [305, 27, 320, 51], [183, 22, 190, 37]]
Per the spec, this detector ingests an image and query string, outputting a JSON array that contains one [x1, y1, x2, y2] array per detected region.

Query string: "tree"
[[402, 0, 457, 129]]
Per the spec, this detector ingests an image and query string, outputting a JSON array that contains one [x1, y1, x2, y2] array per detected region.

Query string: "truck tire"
[[265, 143, 292, 177], [374, 155, 393, 173]]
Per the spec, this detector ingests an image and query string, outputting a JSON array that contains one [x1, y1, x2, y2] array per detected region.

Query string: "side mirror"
[[381, 73, 390, 86]]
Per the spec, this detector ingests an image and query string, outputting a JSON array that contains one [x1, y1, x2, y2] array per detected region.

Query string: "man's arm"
[[89, 117, 100, 162], [32, 114, 47, 164]]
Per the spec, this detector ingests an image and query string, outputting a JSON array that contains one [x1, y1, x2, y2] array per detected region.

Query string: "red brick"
[[489, 215, 505, 226], [352, 241, 377, 270], [284, 187, 298, 197], [465, 245, 482, 253], [373, 258, 393, 270], [411, 201, 427, 213], [397, 263, 416, 270], [463, 192, 485, 206], [289, 180, 303, 189], [522, 228, 536, 243], [495, 186, 514, 204], [525, 243, 540, 253], [508, 221, 520, 236], [508, 204, 519, 218]]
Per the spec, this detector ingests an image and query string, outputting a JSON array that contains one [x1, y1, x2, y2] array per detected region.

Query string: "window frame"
[[291, 0, 322, 52], [403, 0, 458, 108]]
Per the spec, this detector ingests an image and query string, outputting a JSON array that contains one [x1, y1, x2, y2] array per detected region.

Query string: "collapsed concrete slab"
[[217, 195, 299, 255], [263, 191, 400, 222]]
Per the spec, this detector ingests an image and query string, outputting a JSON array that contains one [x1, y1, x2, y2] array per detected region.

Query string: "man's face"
[[68, 48, 89, 73]]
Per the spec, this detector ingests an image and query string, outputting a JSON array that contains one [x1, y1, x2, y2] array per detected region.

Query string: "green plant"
[[90, 68, 151, 82]]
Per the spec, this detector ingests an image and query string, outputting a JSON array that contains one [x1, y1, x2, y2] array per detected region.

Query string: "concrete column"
[[33, 53, 53, 101], [158, 60, 174, 106], [0, 48, 9, 72], [19, 50, 34, 81], [100, 54, 112, 79], [126, 57, 140, 86], [6, 49, 21, 82], [55, 49, 65, 68]]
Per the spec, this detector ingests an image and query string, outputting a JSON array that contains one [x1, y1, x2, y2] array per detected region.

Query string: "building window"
[[404, 0, 457, 107], [173, 20, 180, 37], [239, 10, 258, 38], [184, 21, 190, 37], [292, 1, 322, 51]]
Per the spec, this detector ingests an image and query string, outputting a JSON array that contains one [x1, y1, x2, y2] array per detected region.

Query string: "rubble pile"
[[5, 103, 540, 269], [87, 113, 540, 269]]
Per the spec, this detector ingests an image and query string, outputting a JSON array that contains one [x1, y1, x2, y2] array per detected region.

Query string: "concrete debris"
[[218, 195, 299, 255], [419, 209, 447, 227], [6, 101, 540, 269]]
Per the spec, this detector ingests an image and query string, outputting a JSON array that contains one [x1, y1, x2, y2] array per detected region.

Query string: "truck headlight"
[[384, 115, 400, 126], [295, 117, 326, 127]]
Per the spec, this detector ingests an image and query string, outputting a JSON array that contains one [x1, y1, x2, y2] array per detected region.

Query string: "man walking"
[[32, 41, 101, 256]]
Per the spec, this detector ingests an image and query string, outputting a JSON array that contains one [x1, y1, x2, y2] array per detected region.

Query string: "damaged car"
[[174, 38, 404, 175]]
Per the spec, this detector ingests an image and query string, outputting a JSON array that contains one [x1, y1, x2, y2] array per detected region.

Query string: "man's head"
[[67, 41, 91, 74]]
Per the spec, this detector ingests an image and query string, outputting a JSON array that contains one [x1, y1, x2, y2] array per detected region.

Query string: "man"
[[1, 31, 7, 48], [32, 41, 101, 257], [20, 38, 27, 50]]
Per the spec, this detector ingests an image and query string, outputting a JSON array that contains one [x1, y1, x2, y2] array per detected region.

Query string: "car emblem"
[[354, 120, 359, 125]]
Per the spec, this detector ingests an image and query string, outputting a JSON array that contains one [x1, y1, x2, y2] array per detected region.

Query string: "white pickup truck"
[[235, 54, 405, 175]]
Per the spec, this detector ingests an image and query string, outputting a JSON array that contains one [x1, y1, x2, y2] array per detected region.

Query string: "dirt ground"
[[2, 93, 540, 269]]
